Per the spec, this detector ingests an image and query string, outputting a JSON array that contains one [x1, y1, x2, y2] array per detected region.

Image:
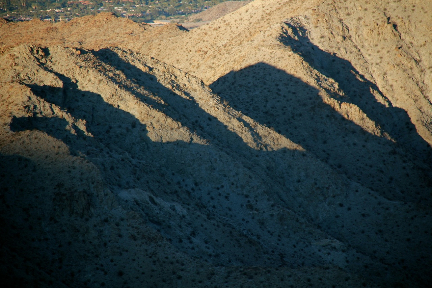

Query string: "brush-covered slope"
[[0, 44, 373, 287], [1, 0, 432, 287], [141, 0, 432, 148]]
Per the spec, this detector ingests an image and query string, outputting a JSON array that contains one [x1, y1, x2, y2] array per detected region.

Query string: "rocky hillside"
[[0, 13, 153, 53], [1, 0, 432, 287]]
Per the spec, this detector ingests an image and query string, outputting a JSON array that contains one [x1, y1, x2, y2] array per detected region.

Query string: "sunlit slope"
[[141, 0, 432, 150]]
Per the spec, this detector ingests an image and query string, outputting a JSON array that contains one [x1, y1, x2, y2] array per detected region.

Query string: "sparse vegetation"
[[1, 0, 432, 287]]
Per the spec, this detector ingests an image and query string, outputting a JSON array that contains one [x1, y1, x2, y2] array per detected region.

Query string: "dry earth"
[[183, 1, 252, 29], [1, 0, 432, 287], [188, 1, 252, 22]]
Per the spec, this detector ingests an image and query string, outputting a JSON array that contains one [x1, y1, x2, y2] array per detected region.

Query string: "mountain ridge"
[[1, 0, 432, 287]]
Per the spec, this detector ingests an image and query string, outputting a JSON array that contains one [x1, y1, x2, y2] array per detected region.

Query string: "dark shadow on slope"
[[0, 154, 70, 288], [9, 68, 298, 269], [92, 49, 432, 285], [210, 62, 432, 204], [94, 48, 254, 156], [278, 22, 432, 168], [8, 51, 432, 287], [12, 74, 152, 158], [210, 62, 432, 286]]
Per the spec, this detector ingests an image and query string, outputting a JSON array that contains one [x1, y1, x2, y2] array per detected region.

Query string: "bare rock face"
[[1, 1, 432, 287]]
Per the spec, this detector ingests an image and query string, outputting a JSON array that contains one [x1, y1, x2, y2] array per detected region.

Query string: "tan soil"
[[1, 1, 432, 287]]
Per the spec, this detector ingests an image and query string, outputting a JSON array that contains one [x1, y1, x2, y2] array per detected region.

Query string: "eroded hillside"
[[1, 0, 432, 287]]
